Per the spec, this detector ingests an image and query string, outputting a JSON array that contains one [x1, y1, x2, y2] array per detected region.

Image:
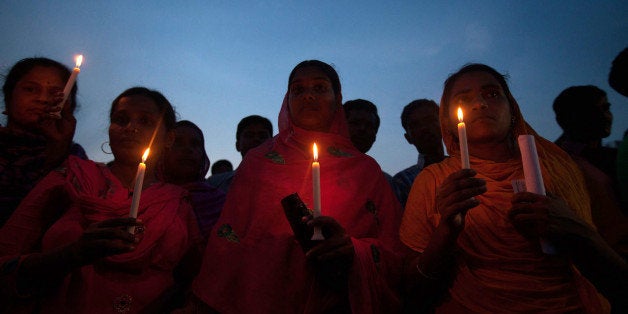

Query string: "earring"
[[101, 141, 112, 154]]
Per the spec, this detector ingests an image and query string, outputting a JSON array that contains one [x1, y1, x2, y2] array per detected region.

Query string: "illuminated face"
[[288, 66, 340, 132], [448, 71, 512, 144], [109, 95, 168, 165], [8, 66, 66, 131], [236, 122, 272, 157]]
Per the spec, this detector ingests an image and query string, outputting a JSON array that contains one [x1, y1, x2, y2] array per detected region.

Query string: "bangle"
[[416, 264, 439, 280]]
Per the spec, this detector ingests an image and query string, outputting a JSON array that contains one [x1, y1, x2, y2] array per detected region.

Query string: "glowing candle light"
[[61, 54, 83, 107], [311, 143, 324, 240], [457, 107, 470, 169], [129, 148, 149, 233]]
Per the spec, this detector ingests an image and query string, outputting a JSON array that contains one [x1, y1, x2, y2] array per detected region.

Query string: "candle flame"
[[457, 107, 464, 123], [313, 143, 318, 162], [141, 148, 150, 163], [75, 55, 83, 68]]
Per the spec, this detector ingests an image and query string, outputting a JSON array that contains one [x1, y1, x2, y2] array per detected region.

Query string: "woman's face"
[[288, 66, 340, 132], [8, 66, 66, 131], [109, 95, 168, 165], [448, 71, 512, 144], [163, 125, 205, 182]]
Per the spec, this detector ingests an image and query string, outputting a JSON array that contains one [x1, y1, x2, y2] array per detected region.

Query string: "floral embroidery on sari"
[[264, 151, 285, 164], [217, 224, 240, 243], [327, 146, 352, 157]]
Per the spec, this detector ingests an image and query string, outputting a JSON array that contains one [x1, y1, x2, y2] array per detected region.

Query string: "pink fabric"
[[0, 156, 201, 313], [192, 95, 403, 313]]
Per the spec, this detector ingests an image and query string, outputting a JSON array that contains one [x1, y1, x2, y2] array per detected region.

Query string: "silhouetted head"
[[553, 85, 612, 141], [235, 115, 273, 157], [343, 99, 380, 153]]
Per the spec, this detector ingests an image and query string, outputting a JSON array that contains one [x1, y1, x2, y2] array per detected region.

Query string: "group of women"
[[0, 57, 626, 313]]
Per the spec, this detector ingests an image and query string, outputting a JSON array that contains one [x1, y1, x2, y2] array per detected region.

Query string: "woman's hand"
[[304, 216, 354, 289], [70, 217, 143, 266], [509, 192, 596, 243], [39, 92, 77, 168], [436, 169, 486, 231]]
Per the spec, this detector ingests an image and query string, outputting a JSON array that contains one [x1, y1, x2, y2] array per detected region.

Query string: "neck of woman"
[[469, 139, 516, 162], [109, 160, 157, 190]]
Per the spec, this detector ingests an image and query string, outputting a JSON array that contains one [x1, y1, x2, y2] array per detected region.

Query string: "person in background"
[[162, 120, 226, 241], [207, 114, 273, 192], [210, 159, 233, 176], [553, 85, 628, 259], [0, 87, 202, 313], [0, 57, 87, 226], [400, 63, 627, 312], [609, 47, 628, 215], [343, 98, 395, 186], [392, 99, 445, 208], [187, 60, 404, 313]]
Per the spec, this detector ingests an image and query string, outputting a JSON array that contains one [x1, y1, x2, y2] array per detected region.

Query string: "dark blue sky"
[[1, 1, 626, 174]]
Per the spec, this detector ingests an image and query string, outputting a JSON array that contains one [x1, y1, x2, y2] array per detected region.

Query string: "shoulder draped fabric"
[[0, 156, 201, 313], [192, 95, 404, 314], [399, 92, 606, 313], [0, 126, 87, 227]]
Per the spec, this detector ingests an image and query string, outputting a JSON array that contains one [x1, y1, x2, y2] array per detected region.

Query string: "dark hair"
[[609, 47, 628, 97], [400, 99, 438, 130], [110, 87, 177, 130], [553, 85, 607, 131], [236, 115, 273, 140], [3, 57, 77, 112], [175, 120, 210, 179], [288, 60, 341, 96], [211, 159, 233, 174], [343, 99, 380, 129]]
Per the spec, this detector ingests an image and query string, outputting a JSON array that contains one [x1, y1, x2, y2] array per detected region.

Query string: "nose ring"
[[132, 128, 139, 133]]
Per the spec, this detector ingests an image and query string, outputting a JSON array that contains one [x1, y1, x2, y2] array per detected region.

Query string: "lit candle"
[[129, 148, 149, 233], [311, 143, 324, 240], [61, 55, 83, 107], [457, 107, 470, 169]]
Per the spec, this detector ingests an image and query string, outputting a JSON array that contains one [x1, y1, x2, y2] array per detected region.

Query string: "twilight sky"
[[1, 1, 627, 175]]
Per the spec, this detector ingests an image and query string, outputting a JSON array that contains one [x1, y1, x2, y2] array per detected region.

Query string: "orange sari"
[[400, 88, 606, 312]]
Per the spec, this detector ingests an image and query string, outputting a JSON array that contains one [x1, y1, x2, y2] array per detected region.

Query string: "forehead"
[[242, 122, 270, 133], [18, 66, 65, 86], [451, 71, 502, 95], [347, 109, 377, 121], [290, 66, 331, 84], [114, 95, 160, 114], [408, 105, 438, 122], [176, 125, 203, 139]]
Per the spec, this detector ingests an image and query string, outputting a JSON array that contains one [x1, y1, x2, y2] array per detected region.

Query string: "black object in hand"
[[281, 193, 314, 251]]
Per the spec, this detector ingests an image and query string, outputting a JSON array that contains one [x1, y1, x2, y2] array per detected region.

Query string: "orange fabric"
[[399, 83, 605, 312], [0, 156, 201, 313], [192, 96, 403, 313]]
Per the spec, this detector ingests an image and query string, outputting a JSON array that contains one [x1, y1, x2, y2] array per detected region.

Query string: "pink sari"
[[192, 96, 403, 313], [0, 156, 201, 313]]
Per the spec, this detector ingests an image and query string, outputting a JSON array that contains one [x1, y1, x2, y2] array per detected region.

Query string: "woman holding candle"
[[400, 63, 628, 312], [188, 60, 404, 313], [0, 87, 202, 313], [0, 57, 87, 227]]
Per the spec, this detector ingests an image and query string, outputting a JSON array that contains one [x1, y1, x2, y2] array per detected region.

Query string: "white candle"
[[311, 143, 324, 240], [61, 55, 83, 107], [518, 135, 545, 195], [457, 107, 470, 169], [129, 148, 149, 233]]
